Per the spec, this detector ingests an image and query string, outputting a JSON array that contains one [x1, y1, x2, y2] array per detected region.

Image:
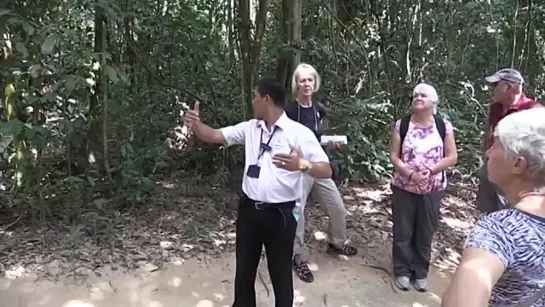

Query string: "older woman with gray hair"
[[442, 108, 545, 307], [389, 83, 458, 292], [285, 63, 357, 283]]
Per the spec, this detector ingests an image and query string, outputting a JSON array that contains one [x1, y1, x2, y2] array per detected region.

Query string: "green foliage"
[[0, 0, 544, 230]]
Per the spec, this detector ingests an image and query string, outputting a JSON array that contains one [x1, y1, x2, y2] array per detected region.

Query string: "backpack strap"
[[398, 115, 411, 158], [434, 114, 447, 184], [434, 114, 446, 141]]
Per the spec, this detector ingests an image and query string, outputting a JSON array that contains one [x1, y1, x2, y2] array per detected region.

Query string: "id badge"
[[247, 165, 261, 178]]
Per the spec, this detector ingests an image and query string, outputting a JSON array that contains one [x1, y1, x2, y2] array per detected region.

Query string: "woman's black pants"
[[391, 185, 443, 279]]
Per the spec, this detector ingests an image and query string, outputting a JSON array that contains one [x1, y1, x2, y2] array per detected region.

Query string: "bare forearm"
[[306, 161, 332, 179], [430, 154, 457, 174], [442, 281, 490, 307], [192, 121, 225, 144], [390, 156, 413, 177]]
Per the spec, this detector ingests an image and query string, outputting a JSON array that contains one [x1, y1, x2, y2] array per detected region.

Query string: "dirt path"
[[0, 251, 452, 307], [0, 179, 477, 307]]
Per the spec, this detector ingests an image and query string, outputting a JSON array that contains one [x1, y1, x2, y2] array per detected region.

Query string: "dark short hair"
[[256, 77, 286, 108]]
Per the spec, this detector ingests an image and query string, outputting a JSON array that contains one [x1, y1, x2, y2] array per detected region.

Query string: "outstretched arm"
[[184, 101, 247, 145], [192, 121, 226, 144], [442, 248, 505, 307]]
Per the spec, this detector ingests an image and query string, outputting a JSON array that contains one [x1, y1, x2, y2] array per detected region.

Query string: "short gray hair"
[[495, 108, 545, 186], [413, 83, 439, 114], [292, 63, 321, 94]]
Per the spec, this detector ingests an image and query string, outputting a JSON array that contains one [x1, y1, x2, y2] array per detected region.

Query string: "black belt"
[[240, 194, 295, 210], [240, 194, 295, 227]]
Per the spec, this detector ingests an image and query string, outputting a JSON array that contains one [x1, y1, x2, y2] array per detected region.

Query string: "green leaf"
[[23, 127, 36, 139], [65, 76, 77, 95], [103, 65, 119, 83], [117, 70, 129, 83], [65, 176, 85, 183], [15, 43, 28, 58], [41, 35, 57, 54], [34, 126, 49, 136], [87, 175, 96, 186], [34, 134, 48, 151], [0, 9, 12, 18], [29, 64, 42, 78], [22, 22, 34, 35], [93, 198, 110, 209], [0, 120, 24, 136], [0, 135, 13, 153]]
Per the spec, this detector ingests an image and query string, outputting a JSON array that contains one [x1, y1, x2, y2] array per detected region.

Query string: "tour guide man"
[[183, 77, 332, 307]]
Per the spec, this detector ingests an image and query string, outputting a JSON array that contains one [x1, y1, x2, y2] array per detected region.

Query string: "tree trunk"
[[275, 0, 302, 100], [87, 1, 109, 175], [237, 0, 269, 117]]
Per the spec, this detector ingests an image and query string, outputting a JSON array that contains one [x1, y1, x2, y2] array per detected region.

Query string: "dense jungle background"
[[0, 0, 544, 302]]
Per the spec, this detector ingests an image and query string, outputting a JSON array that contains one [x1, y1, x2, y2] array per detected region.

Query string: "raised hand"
[[183, 101, 200, 129]]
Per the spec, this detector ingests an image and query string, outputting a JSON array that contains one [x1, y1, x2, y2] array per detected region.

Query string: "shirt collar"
[[257, 112, 290, 132], [511, 94, 535, 111], [491, 94, 533, 113]]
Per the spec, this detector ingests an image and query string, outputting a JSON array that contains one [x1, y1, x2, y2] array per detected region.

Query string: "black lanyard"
[[257, 126, 278, 160]]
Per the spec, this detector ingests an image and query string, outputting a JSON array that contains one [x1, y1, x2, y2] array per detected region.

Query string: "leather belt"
[[240, 194, 295, 211]]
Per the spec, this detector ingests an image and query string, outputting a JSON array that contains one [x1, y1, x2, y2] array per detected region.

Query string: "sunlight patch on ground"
[[160, 241, 174, 249], [0, 230, 13, 236], [62, 300, 96, 307], [89, 288, 105, 301], [0, 279, 10, 290], [441, 216, 473, 230], [427, 291, 442, 303], [213, 293, 224, 302], [168, 276, 182, 287], [89, 281, 115, 301], [38, 293, 53, 305], [349, 185, 390, 201], [293, 289, 306, 304], [412, 303, 429, 307], [313, 230, 327, 241], [226, 232, 236, 239], [196, 300, 214, 307], [160, 182, 176, 189], [4, 265, 26, 279]]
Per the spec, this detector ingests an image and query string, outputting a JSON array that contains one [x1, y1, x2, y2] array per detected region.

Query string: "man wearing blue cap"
[[477, 68, 543, 213]]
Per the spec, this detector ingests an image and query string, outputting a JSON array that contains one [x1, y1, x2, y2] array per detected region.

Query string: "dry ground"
[[0, 174, 480, 306]]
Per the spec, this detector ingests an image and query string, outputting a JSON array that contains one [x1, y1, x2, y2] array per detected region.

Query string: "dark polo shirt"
[[486, 94, 543, 150]]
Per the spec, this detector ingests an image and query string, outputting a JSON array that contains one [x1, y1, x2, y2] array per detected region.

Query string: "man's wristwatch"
[[301, 162, 312, 173]]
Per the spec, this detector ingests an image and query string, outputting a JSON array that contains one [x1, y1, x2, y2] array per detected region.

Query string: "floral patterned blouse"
[[392, 118, 454, 194]]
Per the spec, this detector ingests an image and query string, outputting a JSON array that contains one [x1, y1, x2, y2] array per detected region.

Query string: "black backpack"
[[399, 114, 447, 183]]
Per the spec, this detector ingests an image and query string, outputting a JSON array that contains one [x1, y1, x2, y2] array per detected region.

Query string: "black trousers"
[[391, 185, 443, 279], [232, 195, 297, 307]]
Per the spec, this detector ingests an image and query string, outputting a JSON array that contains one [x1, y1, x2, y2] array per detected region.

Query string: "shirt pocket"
[[271, 138, 292, 157]]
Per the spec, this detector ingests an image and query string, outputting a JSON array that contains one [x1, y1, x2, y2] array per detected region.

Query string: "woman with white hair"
[[442, 108, 545, 307], [388, 83, 458, 292], [285, 63, 357, 283]]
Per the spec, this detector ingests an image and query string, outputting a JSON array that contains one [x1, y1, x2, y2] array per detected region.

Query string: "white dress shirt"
[[220, 112, 329, 203]]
